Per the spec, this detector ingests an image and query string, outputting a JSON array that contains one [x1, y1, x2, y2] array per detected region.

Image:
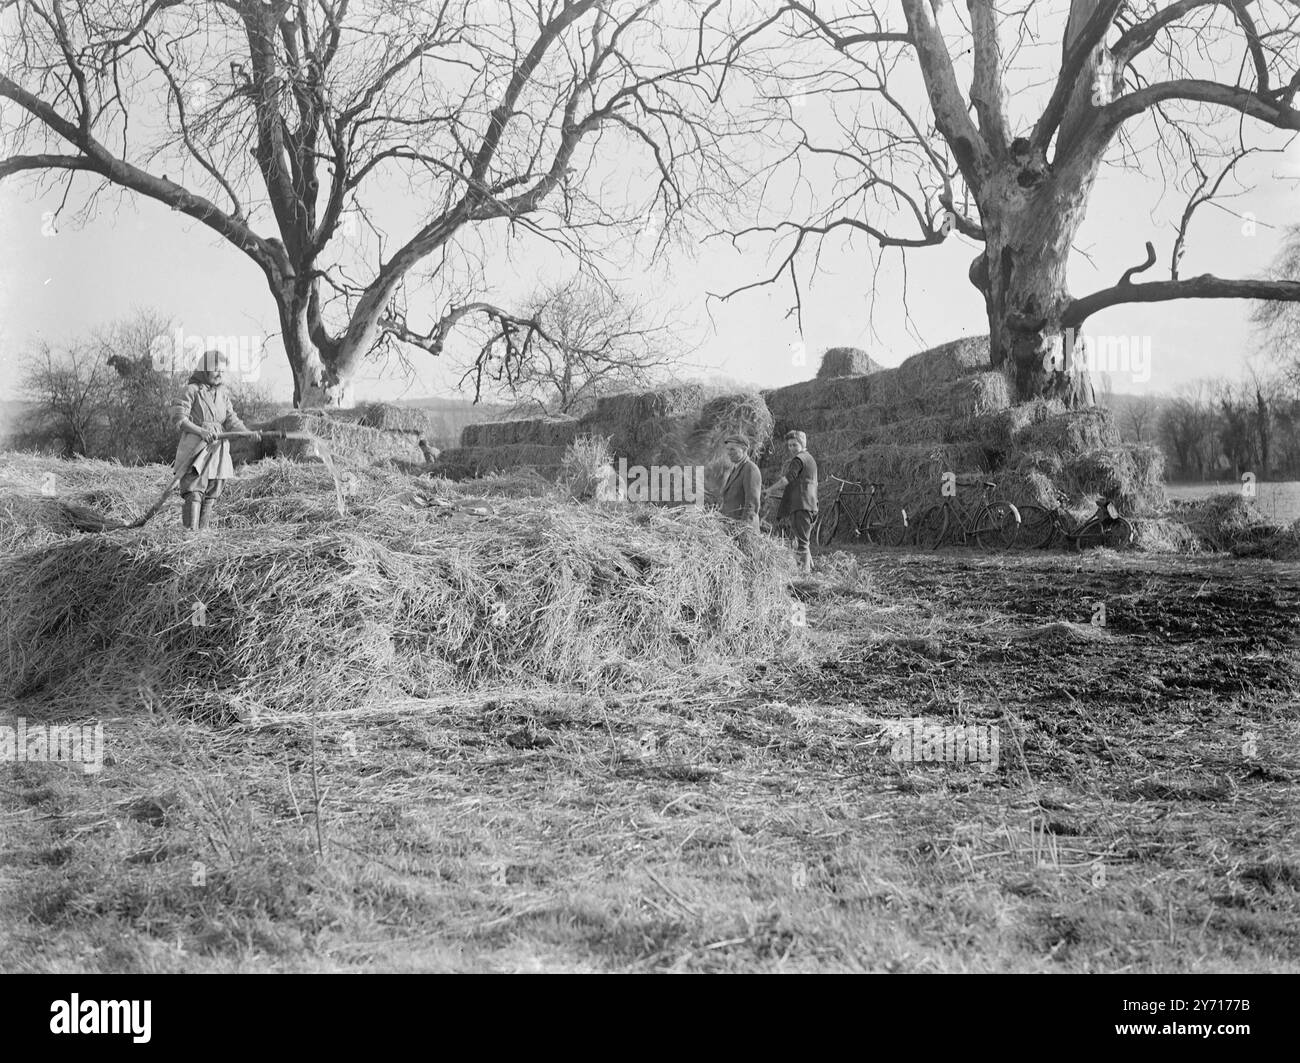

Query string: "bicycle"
[[911, 479, 1021, 550], [1014, 492, 1135, 551], [814, 475, 909, 548]]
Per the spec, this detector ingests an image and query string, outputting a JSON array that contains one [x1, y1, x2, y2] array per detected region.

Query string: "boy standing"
[[765, 430, 819, 572]]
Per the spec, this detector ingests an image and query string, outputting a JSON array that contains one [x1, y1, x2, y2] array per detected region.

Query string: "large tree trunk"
[[972, 150, 1101, 407], [278, 296, 355, 409]]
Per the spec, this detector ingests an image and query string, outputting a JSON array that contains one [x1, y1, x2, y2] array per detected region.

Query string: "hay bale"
[[1015, 407, 1121, 454], [1060, 444, 1166, 516], [802, 429, 864, 455], [893, 336, 990, 391], [581, 377, 755, 456], [763, 375, 876, 417], [814, 370, 1012, 432], [825, 443, 991, 488], [589, 383, 711, 424], [265, 412, 422, 466], [461, 416, 580, 449], [0, 493, 797, 716], [996, 468, 1057, 509], [441, 444, 568, 479], [817, 347, 881, 378], [357, 402, 439, 436], [428, 447, 480, 481], [951, 399, 1066, 451], [1132, 518, 1203, 554], [1004, 448, 1067, 478]]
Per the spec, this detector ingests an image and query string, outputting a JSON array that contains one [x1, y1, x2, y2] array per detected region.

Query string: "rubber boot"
[[182, 497, 201, 531], [198, 498, 213, 531]]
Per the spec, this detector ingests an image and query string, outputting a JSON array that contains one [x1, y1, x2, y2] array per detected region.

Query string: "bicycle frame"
[[916, 483, 1019, 547]]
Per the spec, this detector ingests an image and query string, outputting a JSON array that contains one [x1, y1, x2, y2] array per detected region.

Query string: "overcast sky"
[[1, 2, 1297, 405]]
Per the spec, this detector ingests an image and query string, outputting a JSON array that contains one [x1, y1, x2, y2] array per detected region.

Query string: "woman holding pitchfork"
[[172, 348, 255, 532]]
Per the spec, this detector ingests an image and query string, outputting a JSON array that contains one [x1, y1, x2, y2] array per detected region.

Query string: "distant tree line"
[[1152, 375, 1300, 482]]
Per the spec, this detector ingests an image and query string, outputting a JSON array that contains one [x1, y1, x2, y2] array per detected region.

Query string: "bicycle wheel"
[[814, 505, 841, 548], [1074, 515, 1133, 550], [912, 505, 950, 549], [861, 500, 909, 547], [973, 501, 1021, 550], [1013, 504, 1056, 550], [1102, 516, 1135, 550]]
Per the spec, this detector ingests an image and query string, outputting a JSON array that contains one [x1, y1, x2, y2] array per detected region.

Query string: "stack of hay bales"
[[436, 415, 581, 479], [227, 403, 448, 467], [576, 384, 714, 463], [438, 385, 775, 493], [765, 335, 1166, 519], [432, 335, 1168, 530]]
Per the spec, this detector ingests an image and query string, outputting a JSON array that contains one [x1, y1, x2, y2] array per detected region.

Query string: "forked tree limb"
[[1064, 238, 1300, 327]]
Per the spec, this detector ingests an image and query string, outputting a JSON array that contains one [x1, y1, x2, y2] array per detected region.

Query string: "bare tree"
[[18, 338, 114, 456], [722, 1, 1300, 404], [1245, 362, 1284, 477], [1122, 394, 1160, 443], [1215, 379, 1255, 477], [1159, 380, 1219, 480], [97, 307, 178, 462], [1, 1, 763, 407], [458, 276, 687, 415]]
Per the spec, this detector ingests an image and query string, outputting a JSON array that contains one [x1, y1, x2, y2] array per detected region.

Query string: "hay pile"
[[0, 453, 164, 551], [817, 347, 881, 378], [1160, 493, 1283, 554], [0, 458, 797, 718], [1130, 494, 1296, 556], [1232, 518, 1300, 560]]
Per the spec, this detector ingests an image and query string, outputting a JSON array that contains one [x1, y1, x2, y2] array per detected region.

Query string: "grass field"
[[2, 545, 1296, 972], [1164, 481, 1300, 526]]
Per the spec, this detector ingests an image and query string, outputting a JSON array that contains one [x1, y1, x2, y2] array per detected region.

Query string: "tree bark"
[[971, 156, 1099, 407], [278, 296, 354, 409]]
